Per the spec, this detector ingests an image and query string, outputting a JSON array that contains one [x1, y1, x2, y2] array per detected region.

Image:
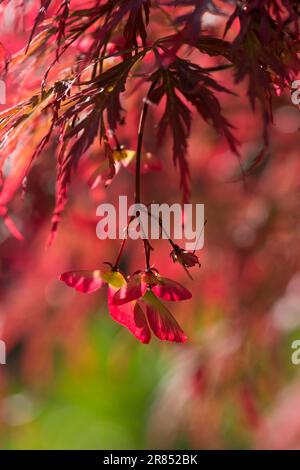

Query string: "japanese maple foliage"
[[0, 0, 299, 344]]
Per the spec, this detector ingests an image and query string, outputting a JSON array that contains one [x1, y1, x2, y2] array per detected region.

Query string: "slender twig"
[[112, 214, 135, 270], [135, 104, 148, 204], [112, 211, 154, 270], [203, 63, 233, 73], [139, 206, 177, 249], [135, 81, 157, 203], [134, 81, 158, 269], [113, 237, 127, 271], [113, 81, 159, 271]]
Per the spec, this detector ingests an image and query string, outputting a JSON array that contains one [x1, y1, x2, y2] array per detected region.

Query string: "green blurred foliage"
[[2, 314, 165, 450]]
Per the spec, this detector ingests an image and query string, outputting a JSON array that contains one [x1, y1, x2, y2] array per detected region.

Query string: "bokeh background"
[[0, 0, 300, 450]]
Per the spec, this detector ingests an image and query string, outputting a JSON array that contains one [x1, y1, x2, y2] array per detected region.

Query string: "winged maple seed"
[[60, 267, 189, 344], [0, 0, 299, 344], [170, 245, 200, 268]]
